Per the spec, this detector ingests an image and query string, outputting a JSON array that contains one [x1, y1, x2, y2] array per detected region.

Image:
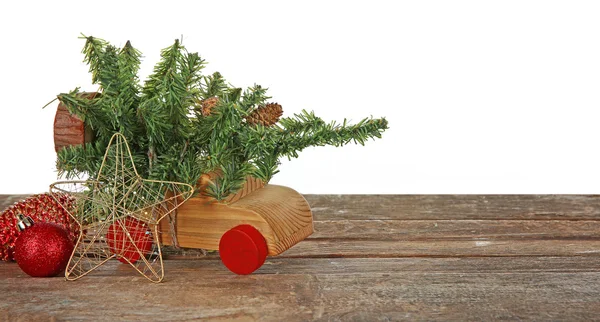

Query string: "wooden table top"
[[1, 194, 599, 321]]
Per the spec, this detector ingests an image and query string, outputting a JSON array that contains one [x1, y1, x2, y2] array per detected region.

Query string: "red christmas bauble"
[[106, 218, 153, 264], [14, 222, 75, 277]]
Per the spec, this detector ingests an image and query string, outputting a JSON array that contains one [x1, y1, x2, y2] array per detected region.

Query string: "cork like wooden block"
[[53, 93, 96, 152]]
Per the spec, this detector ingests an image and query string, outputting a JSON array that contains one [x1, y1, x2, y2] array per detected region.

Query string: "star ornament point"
[[50, 133, 194, 283]]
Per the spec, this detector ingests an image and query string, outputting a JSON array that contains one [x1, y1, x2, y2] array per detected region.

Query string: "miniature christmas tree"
[[53, 35, 388, 201]]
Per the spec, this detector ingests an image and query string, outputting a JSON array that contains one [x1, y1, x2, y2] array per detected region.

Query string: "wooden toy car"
[[157, 174, 313, 274]]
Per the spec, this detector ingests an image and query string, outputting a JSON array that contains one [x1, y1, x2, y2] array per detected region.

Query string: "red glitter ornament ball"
[[106, 218, 153, 264], [14, 222, 75, 277]]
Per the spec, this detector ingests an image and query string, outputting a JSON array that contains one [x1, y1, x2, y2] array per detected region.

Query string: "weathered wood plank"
[[1, 259, 600, 321], [5, 195, 600, 258], [259, 256, 600, 274], [306, 195, 600, 220], [280, 239, 600, 258], [6, 195, 600, 221], [163, 220, 600, 258], [158, 257, 600, 274], [4, 257, 600, 276], [122, 219, 600, 260], [311, 219, 600, 240]]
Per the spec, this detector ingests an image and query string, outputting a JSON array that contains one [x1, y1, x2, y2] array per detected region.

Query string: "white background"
[[0, 0, 599, 194]]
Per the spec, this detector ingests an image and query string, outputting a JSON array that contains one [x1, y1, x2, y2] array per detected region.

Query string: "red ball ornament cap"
[[219, 225, 268, 275], [16, 214, 34, 231]]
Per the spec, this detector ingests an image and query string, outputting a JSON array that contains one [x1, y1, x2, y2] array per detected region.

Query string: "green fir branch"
[[276, 111, 388, 158], [117, 40, 142, 112], [207, 162, 254, 201], [97, 45, 120, 96], [202, 72, 228, 98], [79, 34, 107, 84], [240, 85, 270, 114], [54, 35, 388, 203]]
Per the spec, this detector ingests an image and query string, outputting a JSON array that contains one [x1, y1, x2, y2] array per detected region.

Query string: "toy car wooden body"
[[158, 175, 313, 274]]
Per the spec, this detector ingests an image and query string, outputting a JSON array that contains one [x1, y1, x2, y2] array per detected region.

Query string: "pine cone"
[[246, 103, 283, 126], [201, 97, 219, 116]]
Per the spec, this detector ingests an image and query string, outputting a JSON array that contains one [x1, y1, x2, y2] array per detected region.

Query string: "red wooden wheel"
[[233, 224, 268, 269], [219, 224, 268, 275]]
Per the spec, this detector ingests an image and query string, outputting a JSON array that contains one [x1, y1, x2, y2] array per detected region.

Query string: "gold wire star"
[[50, 133, 194, 283]]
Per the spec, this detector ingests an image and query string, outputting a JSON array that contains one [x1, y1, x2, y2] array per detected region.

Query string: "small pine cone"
[[246, 103, 283, 126], [201, 97, 219, 116]]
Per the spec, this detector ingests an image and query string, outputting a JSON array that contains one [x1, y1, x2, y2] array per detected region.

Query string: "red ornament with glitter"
[[106, 217, 153, 264], [14, 215, 75, 277], [0, 193, 79, 261]]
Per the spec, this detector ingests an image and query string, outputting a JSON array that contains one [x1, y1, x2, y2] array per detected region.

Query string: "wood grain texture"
[[53, 103, 85, 152], [196, 173, 265, 203], [305, 194, 600, 220], [230, 185, 313, 255], [310, 219, 600, 240], [223, 176, 265, 204], [53, 93, 96, 152], [281, 239, 600, 258], [158, 195, 276, 251], [1, 258, 600, 321], [158, 184, 313, 256], [2, 194, 600, 321]]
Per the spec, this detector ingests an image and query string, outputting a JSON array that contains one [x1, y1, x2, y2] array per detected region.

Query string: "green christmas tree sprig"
[[53, 35, 388, 201]]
